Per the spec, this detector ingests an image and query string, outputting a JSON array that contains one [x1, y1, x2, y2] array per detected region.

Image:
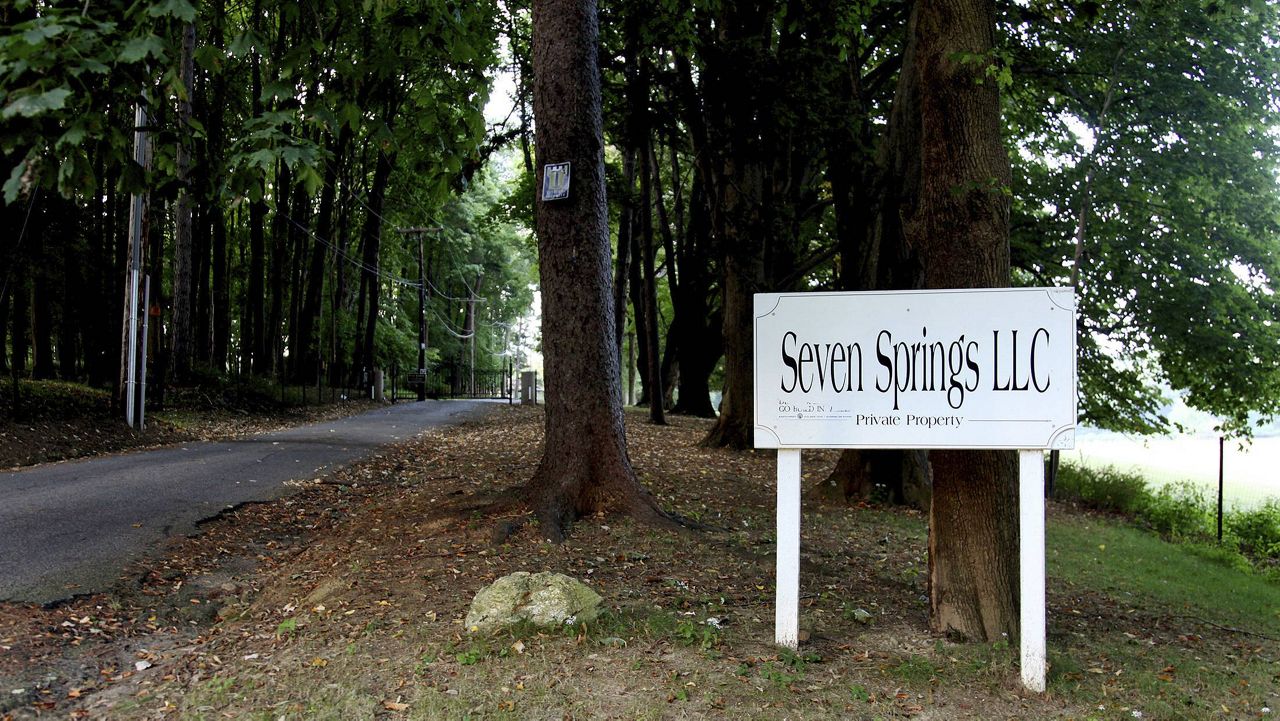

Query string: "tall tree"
[[523, 0, 664, 539], [171, 20, 197, 379], [887, 0, 1018, 640]]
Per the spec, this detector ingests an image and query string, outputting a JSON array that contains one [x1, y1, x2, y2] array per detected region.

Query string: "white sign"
[[755, 287, 1076, 694], [541, 162, 571, 201], [754, 288, 1076, 450]]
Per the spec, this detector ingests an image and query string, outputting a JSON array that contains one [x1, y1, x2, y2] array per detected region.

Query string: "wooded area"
[[4, 0, 1280, 642]]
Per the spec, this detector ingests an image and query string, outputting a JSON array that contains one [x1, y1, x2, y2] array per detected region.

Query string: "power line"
[[0, 186, 40, 305], [279, 210, 423, 290]]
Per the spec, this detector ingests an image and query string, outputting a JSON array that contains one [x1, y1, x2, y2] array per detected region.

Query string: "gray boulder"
[[465, 571, 602, 633]]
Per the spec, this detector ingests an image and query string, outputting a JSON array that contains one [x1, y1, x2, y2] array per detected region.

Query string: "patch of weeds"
[[443, 637, 494, 666], [1226, 499, 1280, 565], [275, 617, 299, 638], [841, 602, 874, 624], [673, 618, 721, 651], [1046, 651, 1082, 685], [849, 683, 871, 702], [1056, 463, 1151, 515], [1140, 480, 1212, 540], [889, 654, 937, 685], [779, 647, 821, 672], [667, 672, 691, 703], [944, 639, 1017, 684], [758, 662, 800, 688], [201, 676, 238, 705]]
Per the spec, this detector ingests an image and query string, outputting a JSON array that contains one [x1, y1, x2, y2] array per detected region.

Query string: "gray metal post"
[[137, 275, 151, 431], [123, 104, 148, 427]]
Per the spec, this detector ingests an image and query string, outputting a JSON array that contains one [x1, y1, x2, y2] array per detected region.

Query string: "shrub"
[[1139, 481, 1212, 540], [1225, 500, 1280, 559], [1054, 463, 1152, 515]]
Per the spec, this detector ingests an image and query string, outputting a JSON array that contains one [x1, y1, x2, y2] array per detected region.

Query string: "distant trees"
[[0, 0, 533, 399]]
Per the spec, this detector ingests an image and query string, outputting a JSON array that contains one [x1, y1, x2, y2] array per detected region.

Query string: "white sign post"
[[753, 288, 1076, 693]]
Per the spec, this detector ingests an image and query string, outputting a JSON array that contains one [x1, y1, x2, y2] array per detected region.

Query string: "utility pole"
[[397, 226, 437, 401], [121, 104, 150, 429]]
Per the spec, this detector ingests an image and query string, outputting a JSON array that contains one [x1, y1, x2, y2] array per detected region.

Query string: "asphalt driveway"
[[0, 399, 494, 604]]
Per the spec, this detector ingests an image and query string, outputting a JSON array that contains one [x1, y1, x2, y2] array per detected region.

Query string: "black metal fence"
[[387, 361, 514, 401]]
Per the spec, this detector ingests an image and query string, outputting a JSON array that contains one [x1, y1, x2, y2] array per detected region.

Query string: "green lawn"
[[1049, 513, 1280, 637], [1045, 512, 1280, 720]]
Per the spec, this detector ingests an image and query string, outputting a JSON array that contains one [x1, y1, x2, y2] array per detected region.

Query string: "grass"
[[1048, 514, 1280, 638], [1056, 462, 1280, 579]]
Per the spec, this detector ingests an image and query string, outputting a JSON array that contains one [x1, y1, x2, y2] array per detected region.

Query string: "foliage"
[[1138, 480, 1213, 541], [1224, 500, 1280, 559], [1053, 463, 1151, 515], [0, 0, 530, 397], [1057, 462, 1280, 575], [1005, 0, 1280, 438]]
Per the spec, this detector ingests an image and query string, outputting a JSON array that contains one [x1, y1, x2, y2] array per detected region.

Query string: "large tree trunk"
[[263, 162, 291, 376], [197, 0, 228, 371], [295, 127, 351, 383], [30, 217, 55, 380], [638, 135, 665, 425], [57, 202, 82, 381], [356, 149, 393, 381], [698, 4, 773, 450], [611, 149, 634, 357], [245, 51, 268, 375], [668, 176, 720, 418], [523, 0, 664, 541], [170, 21, 197, 381], [891, 0, 1018, 642]]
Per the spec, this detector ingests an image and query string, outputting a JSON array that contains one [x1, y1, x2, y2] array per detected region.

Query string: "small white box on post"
[[752, 288, 1076, 693]]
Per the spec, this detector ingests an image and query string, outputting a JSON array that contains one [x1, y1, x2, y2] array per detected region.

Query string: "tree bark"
[[171, 21, 197, 381], [638, 133, 665, 425], [244, 44, 269, 375], [523, 0, 665, 540], [263, 161, 292, 376], [356, 149, 393, 381], [30, 208, 55, 381], [890, 0, 1018, 642], [668, 173, 720, 418], [698, 4, 773, 449]]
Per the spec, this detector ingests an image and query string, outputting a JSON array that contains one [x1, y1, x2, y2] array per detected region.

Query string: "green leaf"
[[246, 149, 276, 170], [279, 145, 309, 168], [228, 31, 258, 58], [118, 34, 167, 64], [56, 124, 89, 149], [22, 23, 65, 45], [260, 80, 293, 103], [1, 87, 72, 119], [3, 161, 25, 205], [146, 0, 197, 22], [297, 165, 323, 196], [193, 45, 224, 71], [76, 58, 111, 75]]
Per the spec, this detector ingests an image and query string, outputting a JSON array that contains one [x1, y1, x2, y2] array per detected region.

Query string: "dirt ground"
[[0, 405, 1273, 720]]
